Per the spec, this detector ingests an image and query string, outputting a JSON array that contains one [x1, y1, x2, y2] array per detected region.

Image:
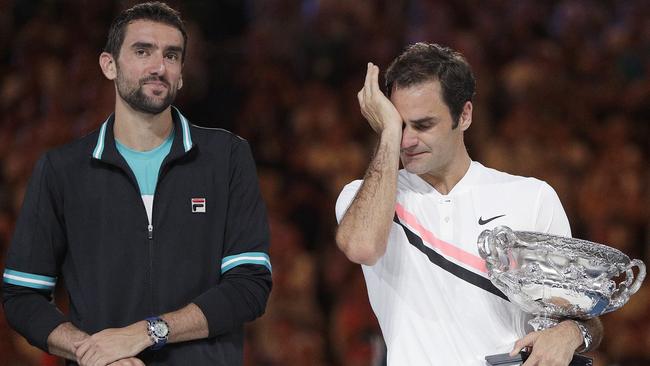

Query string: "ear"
[[99, 52, 117, 80], [178, 75, 183, 90], [458, 101, 473, 131]]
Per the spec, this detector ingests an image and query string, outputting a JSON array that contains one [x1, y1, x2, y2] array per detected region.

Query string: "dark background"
[[0, 0, 648, 365]]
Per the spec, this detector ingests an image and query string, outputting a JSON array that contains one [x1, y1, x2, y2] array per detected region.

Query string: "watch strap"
[[146, 316, 169, 350]]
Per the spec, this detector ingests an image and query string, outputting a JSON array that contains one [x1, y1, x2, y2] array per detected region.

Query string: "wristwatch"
[[146, 316, 169, 350], [572, 320, 592, 353]]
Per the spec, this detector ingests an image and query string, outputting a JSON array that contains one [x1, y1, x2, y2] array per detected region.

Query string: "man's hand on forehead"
[[357, 62, 403, 135]]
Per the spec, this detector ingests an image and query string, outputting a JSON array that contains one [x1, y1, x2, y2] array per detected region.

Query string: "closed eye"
[[409, 117, 437, 131], [413, 122, 433, 131]]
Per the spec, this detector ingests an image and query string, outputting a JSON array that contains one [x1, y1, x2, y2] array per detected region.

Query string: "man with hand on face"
[[2, 2, 271, 366], [335, 43, 602, 365]]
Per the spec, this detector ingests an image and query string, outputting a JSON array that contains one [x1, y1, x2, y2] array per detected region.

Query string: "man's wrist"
[[127, 320, 154, 351], [144, 317, 170, 350], [379, 127, 403, 153], [566, 320, 591, 353], [47, 322, 90, 361], [380, 125, 402, 139]]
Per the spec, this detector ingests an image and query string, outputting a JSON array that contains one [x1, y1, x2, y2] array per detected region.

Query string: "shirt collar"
[[91, 106, 194, 162], [405, 161, 483, 196]]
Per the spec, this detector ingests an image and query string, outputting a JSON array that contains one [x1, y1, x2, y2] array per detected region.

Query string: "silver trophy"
[[477, 226, 646, 366]]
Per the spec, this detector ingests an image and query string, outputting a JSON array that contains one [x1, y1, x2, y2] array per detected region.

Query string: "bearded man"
[[2, 3, 272, 365]]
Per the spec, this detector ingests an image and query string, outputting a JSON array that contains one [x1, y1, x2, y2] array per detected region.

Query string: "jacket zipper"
[[147, 223, 154, 315], [148, 224, 153, 240], [147, 162, 171, 316]]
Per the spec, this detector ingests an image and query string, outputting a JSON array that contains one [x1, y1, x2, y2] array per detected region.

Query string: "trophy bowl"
[[477, 226, 646, 332]]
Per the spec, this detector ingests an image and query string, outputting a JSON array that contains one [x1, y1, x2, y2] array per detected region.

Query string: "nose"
[[147, 53, 166, 75], [401, 126, 418, 150]]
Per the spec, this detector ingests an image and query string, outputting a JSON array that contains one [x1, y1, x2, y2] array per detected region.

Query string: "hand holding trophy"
[[478, 226, 646, 366]]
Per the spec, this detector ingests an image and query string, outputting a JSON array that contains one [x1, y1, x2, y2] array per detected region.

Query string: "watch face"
[[153, 321, 168, 337]]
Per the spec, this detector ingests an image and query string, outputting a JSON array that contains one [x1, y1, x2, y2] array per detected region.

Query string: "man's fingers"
[[73, 339, 85, 348], [370, 64, 381, 94], [364, 62, 373, 97], [109, 358, 145, 366], [521, 344, 547, 366], [92, 353, 109, 366], [509, 338, 524, 357], [82, 349, 95, 366], [86, 345, 104, 366], [97, 355, 113, 366], [75, 341, 91, 361], [357, 90, 369, 119], [121, 359, 143, 366], [510, 333, 536, 356], [521, 353, 539, 366], [79, 346, 95, 366]]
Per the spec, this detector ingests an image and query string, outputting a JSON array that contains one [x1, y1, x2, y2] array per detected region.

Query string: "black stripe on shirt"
[[393, 213, 509, 301]]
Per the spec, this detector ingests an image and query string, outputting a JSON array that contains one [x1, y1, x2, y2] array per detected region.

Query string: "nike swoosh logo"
[[478, 214, 506, 225]]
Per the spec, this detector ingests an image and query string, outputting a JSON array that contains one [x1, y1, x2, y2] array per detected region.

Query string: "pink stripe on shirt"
[[396, 203, 488, 274]]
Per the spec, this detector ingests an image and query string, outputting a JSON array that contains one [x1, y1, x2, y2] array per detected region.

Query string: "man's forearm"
[[336, 129, 401, 265], [163, 303, 209, 343], [73, 303, 210, 365], [101, 303, 209, 351], [47, 322, 89, 361]]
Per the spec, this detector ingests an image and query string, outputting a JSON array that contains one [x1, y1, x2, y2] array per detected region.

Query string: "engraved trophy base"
[[485, 351, 592, 366]]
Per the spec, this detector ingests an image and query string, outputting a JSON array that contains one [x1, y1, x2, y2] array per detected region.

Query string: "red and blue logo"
[[191, 198, 206, 213]]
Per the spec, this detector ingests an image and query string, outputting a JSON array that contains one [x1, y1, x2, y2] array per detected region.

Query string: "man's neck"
[[113, 100, 174, 151], [419, 151, 471, 195]]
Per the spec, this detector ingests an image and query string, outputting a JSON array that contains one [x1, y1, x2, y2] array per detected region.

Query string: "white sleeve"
[[534, 181, 571, 237], [335, 180, 363, 224]]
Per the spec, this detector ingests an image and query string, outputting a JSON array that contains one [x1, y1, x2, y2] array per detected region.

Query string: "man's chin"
[[131, 94, 175, 115], [129, 101, 171, 115], [403, 163, 428, 175], [120, 88, 176, 115]]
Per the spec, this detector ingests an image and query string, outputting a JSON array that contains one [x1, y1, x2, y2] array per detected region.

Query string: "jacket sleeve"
[[1, 153, 68, 351], [192, 138, 272, 337]]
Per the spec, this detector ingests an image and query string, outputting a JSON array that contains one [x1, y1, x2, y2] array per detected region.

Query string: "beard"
[[115, 69, 177, 115]]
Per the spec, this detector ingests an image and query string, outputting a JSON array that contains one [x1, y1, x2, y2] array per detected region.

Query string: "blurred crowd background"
[[0, 0, 648, 365]]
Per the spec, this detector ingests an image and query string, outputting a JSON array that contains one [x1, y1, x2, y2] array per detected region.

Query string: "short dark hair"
[[104, 2, 187, 62], [385, 43, 475, 128]]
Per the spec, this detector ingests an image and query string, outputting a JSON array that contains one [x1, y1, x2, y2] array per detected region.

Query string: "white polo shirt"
[[335, 161, 571, 366]]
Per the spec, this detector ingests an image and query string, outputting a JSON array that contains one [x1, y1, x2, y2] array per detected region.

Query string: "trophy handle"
[[478, 226, 517, 271], [477, 229, 495, 261], [606, 259, 646, 313]]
